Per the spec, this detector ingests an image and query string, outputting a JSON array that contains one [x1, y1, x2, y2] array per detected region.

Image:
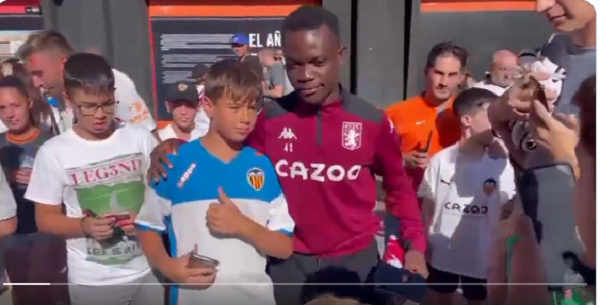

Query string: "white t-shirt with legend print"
[[24, 124, 159, 285], [418, 143, 516, 279]]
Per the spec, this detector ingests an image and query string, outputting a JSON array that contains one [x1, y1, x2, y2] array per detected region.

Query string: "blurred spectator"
[[230, 33, 264, 84], [258, 48, 286, 102], [489, 75, 595, 305], [457, 70, 476, 92], [473, 50, 518, 96], [535, 0, 595, 116], [191, 63, 210, 131], [0, 60, 58, 135], [17, 30, 157, 133], [274, 49, 295, 95], [159, 81, 207, 141], [0, 75, 68, 305]]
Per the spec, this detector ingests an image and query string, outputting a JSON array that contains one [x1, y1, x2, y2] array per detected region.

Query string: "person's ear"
[[336, 45, 346, 66], [460, 114, 471, 127], [28, 98, 33, 109], [204, 97, 215, 118], [60, 56, 68, 72], [62, 92, 70, 106]]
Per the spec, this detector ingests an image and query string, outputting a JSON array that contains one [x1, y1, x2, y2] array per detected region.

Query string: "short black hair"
[[452, 88, 497, 117], [426, 41, 468, 69], [282, 5, 339, 42], [63, 53, 114, 97], [204, 59, 262, 105], [0, 75, 28, 99]]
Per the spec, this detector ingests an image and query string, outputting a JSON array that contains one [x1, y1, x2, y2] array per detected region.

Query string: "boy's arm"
[[0, 170, 16, 237], [135, 179, 172, 271], [25, 146, 85, 238], [417, 158, 438, 231], [239, 193, 294, 259]]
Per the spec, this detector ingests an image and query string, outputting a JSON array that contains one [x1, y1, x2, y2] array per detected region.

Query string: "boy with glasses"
[[24, 53, 161, 305]]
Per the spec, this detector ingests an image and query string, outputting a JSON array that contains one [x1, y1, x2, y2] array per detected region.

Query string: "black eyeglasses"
[[77, 100, 119, 116]]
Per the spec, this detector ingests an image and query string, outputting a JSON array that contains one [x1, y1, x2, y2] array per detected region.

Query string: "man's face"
[[65, 89, 116, 135], [204, 97, 258, 142], [0, 88, 31, 133], [169, 100, 197, 131], [232, 44, 249, 58], [283, 25, 343, 105], [25, 51, 65, 98], [425, 55, 462, 101], [491, 56, 518, 87], [536, 0, 595, 33]]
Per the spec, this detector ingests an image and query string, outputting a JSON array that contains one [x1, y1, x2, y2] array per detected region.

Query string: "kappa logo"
[[342, 122, 362, 150], [247, 167, 265, 191], [278, 127, 296, 140], [278, 127, 296, 152], [177, 163, 197, 189]]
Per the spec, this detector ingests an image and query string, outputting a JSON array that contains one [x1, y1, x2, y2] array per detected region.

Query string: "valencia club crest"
[[483, 178, 497, 196]]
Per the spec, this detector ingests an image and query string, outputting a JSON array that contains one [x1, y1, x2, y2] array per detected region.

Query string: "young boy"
[[135, 59, 294, 305], [419, 88, 516, 305], [24, 53, 161, 305], [158, 82, 208, 141]]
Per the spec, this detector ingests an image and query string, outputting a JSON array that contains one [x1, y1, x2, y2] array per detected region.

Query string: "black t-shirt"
[[241, 55, 264, 81], [0, 131, 53, 234]]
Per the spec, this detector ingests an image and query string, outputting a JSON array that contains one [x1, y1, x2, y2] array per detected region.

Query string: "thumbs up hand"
[[206, 187, 248, 235]]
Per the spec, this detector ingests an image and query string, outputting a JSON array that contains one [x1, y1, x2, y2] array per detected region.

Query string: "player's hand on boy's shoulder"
[[163, 250, 216, 289], [206, 187, 249, 236], [148, 138, 182, 183]]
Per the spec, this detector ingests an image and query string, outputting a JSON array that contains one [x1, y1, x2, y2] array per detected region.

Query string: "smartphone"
[[187, 253, 220, 269], [419, 131, 433, 154], [528, 76, 550, 111]]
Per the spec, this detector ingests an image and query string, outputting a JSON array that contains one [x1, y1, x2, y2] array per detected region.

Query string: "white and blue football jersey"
[[135, 140, 294, 305]]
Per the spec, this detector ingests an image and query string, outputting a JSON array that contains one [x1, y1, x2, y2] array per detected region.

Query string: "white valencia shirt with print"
[[24, 124, 159, 285], [418, 143, 516, 279]]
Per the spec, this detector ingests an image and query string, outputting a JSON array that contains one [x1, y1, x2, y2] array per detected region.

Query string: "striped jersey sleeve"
[[263, 160, 294, 236], [135, 155, 176, 232]]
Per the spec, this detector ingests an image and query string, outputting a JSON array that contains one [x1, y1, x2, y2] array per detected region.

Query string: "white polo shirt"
[[157, 123, 207, 142], [472, 80, 508, 97], [418, 143, 516, 279]]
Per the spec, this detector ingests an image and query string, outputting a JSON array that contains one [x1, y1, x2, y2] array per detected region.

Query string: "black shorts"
[[426, 265, 487, 301]]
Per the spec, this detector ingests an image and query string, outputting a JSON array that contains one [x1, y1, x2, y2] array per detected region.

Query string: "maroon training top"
[[248, 88, 425, 257]]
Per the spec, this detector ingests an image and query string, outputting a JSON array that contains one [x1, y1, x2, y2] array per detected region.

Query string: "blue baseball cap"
[[230, 33, 249, 45]]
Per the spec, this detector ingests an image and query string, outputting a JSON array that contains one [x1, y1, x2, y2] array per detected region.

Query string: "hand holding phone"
[[162, 248, 217, 288], [188, 253, 220, 269], [81, 210, 115, 241], [105, 213, 135, 235], [420, 131, 434, 154]]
